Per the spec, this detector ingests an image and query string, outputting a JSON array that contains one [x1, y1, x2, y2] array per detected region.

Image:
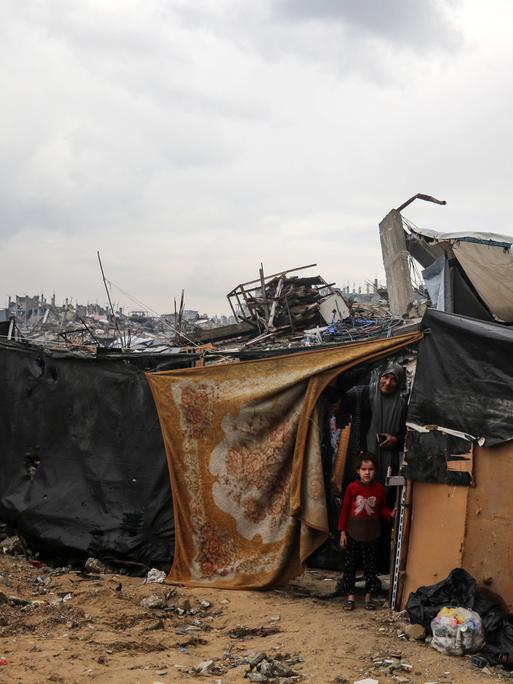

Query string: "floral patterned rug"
[[146, 332, 420, 589]]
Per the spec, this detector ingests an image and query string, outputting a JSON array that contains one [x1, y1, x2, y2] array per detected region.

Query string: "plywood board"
[[400, 482, 468, 608], [463, 441, 513, 610]]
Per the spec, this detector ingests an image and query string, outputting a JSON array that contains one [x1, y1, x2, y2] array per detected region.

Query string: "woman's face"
[[379, 372, 398, 395]]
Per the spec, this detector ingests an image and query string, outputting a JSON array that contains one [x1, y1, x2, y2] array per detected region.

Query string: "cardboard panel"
[[401, 482, 467, 607], [463, 442, 513, 610]]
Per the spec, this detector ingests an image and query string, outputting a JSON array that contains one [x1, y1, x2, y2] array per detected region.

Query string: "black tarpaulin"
[[408, 309, 513, 446], [402, 430, 473, 486], [0, 341, 195, 566]]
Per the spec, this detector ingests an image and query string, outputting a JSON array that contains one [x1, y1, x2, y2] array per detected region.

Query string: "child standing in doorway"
[[338, 454, 395, 610]]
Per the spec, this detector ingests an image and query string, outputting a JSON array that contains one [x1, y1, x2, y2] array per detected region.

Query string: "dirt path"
[[0, 555, 507, 683]]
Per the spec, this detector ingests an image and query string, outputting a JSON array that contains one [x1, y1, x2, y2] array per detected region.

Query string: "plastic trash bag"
[[431, 607, 485, 656], [406, 568, 513, 667]]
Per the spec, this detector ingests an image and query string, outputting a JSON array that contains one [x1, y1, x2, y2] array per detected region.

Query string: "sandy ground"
[[0, 554, 510, 684]]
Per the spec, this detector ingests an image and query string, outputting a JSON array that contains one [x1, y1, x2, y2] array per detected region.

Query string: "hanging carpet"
[[146, 332, 421, 589]]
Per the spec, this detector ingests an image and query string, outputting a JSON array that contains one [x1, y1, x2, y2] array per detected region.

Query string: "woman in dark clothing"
[[366, 362, 407, 485], [339, 361, 407, 487]]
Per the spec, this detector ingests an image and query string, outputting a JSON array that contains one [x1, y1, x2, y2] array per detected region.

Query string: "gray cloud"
[[275, 0, 461, 51], [0, 0, 510, 314]]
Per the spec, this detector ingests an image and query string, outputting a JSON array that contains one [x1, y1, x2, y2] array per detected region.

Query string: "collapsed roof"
[[405, 223, 513, 323], [379, 207, 513, 324]]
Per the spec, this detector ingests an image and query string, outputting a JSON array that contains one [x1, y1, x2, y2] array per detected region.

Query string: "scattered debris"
[[144, 619, 165, 632], [144, 568, 167, 584], [1, 536, 24, 555], [369, 652, 414, 679], [0, 555, 500, 682], [219, 263, 408, 350], [227, 264, 344, 335], [245, 652, 302, 681], [404, 623, 426, 641], [183, 658, 229, 677], [228, 625, 281, 639], [193, 659, 217, 675], [8, 595, 34, 607], [140, 594, 166, 610], [175, 635, 208, 649], [84, 557, 111, 574], [180, 598, 192, 612], [471, 655, 488, 668]]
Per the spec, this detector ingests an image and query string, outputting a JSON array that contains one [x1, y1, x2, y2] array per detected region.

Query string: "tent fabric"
[[407, 226, 513, 247], [422, 255, 451, 312], [449, 257, 496, 322], [0, 340, 194, 565], [146, 332, 422, 590], [408, 309, 513, 446], [453, 241, 513, 322], [421, 254, 495, 322], [405, 224, 513, 322]]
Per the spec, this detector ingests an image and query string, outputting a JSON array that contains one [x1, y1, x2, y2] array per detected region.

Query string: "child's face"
[[358, 460, 375, 484]]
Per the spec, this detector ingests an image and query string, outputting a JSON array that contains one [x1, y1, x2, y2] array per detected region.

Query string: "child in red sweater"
[[338, 454, 395, 610]]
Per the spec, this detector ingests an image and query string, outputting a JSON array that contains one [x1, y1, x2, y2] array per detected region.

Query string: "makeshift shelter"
[[146, 331, 421, 589], [407, 225, 513, 323], [396, 309, 513, 611], [380, 206, 513, 323], [0, 340, 196, 565]]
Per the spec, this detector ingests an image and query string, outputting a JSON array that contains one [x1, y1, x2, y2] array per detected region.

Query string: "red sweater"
[[338, 480, 393, 541]]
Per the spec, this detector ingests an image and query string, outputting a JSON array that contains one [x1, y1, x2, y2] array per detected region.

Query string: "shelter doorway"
[[307, 354, 412, 599]]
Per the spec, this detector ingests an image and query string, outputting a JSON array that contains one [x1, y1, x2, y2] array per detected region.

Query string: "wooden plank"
[[400, 482, 468, 608]]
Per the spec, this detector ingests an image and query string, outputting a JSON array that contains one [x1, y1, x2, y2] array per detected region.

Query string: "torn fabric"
[[453, 241, 513, 322]]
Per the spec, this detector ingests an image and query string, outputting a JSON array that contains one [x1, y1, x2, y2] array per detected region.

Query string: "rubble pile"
[[218, 263, 421, 351], [1, 262, 424, 355], [228, 270, 337, 333], [244, 651, 303, 682]]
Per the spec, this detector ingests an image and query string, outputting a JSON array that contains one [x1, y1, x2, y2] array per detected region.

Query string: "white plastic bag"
[[431, 607, 485, 656]]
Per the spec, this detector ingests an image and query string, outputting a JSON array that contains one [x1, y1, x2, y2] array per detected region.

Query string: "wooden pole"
[[259, 263, 270, 327]]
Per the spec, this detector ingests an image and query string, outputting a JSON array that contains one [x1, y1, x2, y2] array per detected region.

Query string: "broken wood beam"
[[267, 277, 284, 330]]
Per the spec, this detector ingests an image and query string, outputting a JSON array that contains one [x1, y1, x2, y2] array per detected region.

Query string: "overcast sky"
[[1, 0, 512, 314]]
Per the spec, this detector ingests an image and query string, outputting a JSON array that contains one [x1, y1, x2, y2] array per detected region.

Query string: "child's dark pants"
[[337, 534, 381, 596]]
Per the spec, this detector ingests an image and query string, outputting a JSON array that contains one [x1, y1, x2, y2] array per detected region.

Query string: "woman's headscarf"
[[366, 362, 406, 458]]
